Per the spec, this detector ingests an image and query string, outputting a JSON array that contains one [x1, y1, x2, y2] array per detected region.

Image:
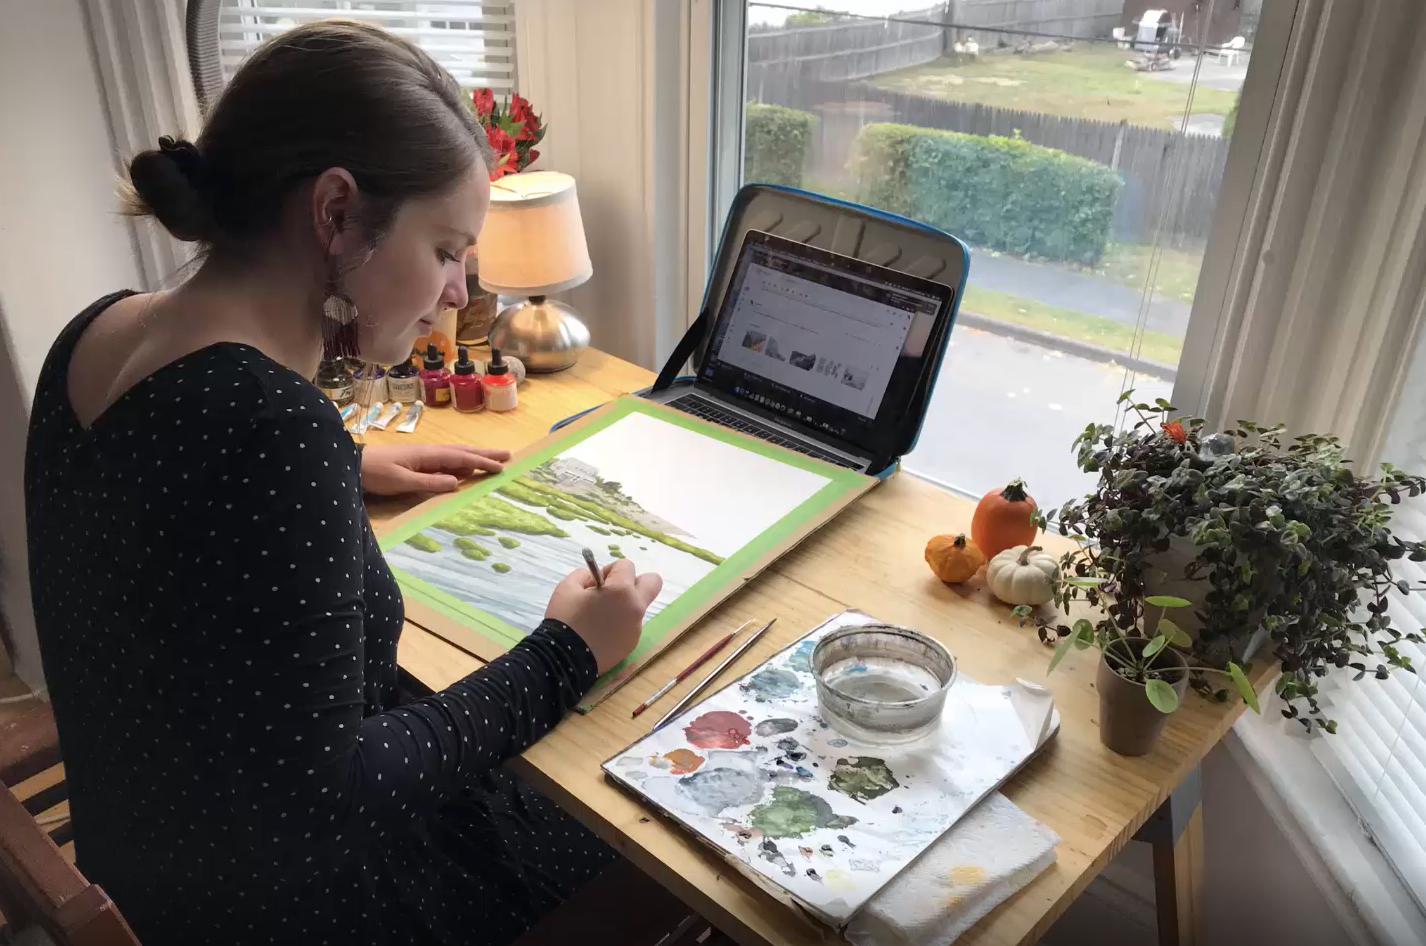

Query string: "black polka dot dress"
[[24, 293, 617, 946]]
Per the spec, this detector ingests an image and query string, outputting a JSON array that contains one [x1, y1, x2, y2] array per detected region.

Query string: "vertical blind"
[[1312, 324, 1426, 913], [217, 0, 516, 91]]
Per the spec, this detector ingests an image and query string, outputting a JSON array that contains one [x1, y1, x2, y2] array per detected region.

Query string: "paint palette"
[[602, 610, 1057, 931]]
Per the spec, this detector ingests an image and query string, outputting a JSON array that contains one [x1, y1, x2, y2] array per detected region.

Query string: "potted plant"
[[1034, 392, 1426, 743], [457, 89, 549, 344], [1032, 579, 1260, 755]]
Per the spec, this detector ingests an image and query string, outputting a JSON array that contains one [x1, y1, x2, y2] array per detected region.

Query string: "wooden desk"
[[366, 348, 1266, 946]]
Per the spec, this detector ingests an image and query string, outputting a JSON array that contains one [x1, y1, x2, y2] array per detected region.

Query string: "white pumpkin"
[[986, 544, 1059, 606]]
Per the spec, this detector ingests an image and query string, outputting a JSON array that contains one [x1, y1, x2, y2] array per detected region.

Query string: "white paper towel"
[[846, 792, 1059, 946]]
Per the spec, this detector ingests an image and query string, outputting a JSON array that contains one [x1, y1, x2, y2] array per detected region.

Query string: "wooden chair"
[[0, 702, 139, 945]]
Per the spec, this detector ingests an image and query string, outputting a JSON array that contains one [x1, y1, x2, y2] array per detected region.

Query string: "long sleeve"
[[174, 402, 596, 860]]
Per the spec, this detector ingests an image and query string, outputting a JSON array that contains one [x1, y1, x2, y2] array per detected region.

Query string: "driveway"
[[968, 249, 1194, 336], [904, 325, 1174, 510]]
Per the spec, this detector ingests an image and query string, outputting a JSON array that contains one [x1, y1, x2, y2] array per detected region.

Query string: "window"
[[717, 0, 1261, 511], [197, 1, 515, 101], [1312, 329, 1426, 911]]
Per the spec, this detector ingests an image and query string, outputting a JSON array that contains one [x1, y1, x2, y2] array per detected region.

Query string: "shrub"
[[850, 123, 1122, 265], [744, 103, 818, 188]]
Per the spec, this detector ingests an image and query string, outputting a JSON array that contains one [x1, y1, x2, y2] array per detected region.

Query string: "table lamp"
[[478, 171, 593, 372]]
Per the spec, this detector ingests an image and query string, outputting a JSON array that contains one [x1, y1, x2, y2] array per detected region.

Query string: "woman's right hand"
[[545, 559, 663, 674]]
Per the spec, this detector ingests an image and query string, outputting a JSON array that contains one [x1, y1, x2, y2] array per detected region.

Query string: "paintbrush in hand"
[[630, 620, 754, 718]]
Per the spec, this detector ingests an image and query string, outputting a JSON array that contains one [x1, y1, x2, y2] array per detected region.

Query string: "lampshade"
[[476, 171, 592, 296]]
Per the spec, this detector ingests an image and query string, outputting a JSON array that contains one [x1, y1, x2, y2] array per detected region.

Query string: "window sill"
[[1228, 693, 1426, 946]]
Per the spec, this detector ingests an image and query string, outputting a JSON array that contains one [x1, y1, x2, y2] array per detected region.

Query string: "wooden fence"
[[747, 5, 948, 87], [942, 0, 1123, 47], [752, 75, 1230, 247]]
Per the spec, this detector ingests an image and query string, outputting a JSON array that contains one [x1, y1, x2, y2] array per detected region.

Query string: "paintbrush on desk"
[[630, 620, 754, 718], [652, 618, 777, 731]]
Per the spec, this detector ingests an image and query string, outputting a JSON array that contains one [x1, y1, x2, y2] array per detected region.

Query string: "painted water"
[[385, 505, 717, 635]]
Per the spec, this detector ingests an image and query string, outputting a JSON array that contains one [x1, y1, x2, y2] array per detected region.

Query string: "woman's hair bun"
[[124, 136, 217, 243]]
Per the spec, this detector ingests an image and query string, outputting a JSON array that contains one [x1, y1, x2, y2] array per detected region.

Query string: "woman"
[[23, 21, 662, 946]]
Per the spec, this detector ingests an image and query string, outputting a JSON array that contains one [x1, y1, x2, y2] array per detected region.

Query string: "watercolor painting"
[[602, 611, 1056, 930], [379, 400, 874, 709]]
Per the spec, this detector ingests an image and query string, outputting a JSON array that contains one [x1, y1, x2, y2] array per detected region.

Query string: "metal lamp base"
[[486, 296, 590, 373]]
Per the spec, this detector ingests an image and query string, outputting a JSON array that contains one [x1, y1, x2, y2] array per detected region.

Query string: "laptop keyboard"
[[667, 394, 860, 469]]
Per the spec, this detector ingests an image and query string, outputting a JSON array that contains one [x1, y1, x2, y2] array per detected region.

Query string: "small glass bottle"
[[450, 345, 484, 413], [419, 342, 452, 408], [482, 346, 518, 413], [386, 358, 421, 403], [315, 357, 353, 407]]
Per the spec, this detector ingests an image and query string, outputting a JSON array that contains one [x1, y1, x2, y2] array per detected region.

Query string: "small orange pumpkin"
[[971, 478, 1040, 560], [925, 533, 986, 584]]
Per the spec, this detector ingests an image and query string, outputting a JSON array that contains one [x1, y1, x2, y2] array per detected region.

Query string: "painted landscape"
[[603, 612, 1050, 929], [384, 409, 834, 638]]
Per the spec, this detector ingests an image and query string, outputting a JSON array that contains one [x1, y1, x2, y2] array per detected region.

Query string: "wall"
[[0, 0, 144, 689], [1043, 742, 1360, 946]]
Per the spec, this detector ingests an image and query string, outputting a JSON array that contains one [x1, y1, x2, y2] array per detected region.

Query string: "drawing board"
[[377, 396, 874, 706]]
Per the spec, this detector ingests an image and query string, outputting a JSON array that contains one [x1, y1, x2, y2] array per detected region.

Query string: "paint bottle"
[[386, 358, 421, 403], [315, 357, 353, 406], [482, 346, 518, 412], [419, 342, 452, 408], [450, 345, 484, 413]]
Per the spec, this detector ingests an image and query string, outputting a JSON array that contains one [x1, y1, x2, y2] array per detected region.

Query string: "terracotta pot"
[[1097, 637, 1189, 756]]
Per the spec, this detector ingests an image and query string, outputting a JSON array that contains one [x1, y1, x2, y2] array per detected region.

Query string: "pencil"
[[652, 618, 777, 731], [630, 620, 754, 718]]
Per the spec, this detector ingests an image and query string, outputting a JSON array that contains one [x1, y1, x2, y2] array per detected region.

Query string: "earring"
[[322, 279, 361, 361]]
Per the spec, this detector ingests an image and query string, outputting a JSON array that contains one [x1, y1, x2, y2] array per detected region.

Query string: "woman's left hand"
[[360, 443, 511, 495]]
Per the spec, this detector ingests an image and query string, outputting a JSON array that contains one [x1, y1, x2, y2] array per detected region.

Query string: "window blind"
[[217, 1, 515, 91], [1312, 324, 1426, 913]]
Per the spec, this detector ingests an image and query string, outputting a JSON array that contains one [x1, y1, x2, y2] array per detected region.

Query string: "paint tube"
[[395, 400, 424, 434], [338, 403, 360, 428], [350, 402, 384, 435], [369, 402, 403, 431]]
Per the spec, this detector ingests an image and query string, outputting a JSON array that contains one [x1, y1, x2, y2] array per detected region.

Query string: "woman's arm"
[[189, 407, 651, 860]]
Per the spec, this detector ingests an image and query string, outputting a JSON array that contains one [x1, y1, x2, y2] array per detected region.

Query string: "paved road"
[[903, 324, 1174, 510], [968, 249, 1194, 336]]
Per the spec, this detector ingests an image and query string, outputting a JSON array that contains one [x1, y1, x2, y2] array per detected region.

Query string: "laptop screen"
[[700, 229, 955, 458]]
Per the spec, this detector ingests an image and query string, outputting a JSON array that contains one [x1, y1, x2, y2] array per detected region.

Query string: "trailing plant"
[[1029, 391, 1426, 732]]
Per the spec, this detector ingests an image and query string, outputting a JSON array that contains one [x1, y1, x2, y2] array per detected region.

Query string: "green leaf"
[[1047, 631, 1078, 674], [1229, 662, 1260, 714], [1157, 617, 1192, 647], [1062, 576, 1107, 587], [1145, 595, 1192, 609], [1072, 618, 1095, 650], [1145, 679, 1180, 713], [1143, 634, 1168, 659]]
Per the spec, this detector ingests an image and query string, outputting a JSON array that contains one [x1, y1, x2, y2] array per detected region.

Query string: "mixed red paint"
[[683, 711, 751, 749]]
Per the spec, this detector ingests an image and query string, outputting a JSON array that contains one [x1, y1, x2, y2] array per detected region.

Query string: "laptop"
[[645, 229, 959, 475]]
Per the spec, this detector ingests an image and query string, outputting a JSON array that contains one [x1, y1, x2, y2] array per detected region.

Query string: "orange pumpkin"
[[971, 478, 1040, 559], [925, 533, 985, 584]]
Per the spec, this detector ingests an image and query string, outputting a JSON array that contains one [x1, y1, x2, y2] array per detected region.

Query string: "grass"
[[435, 496, 569, 538], [961, 285, 1183, 366], [1091, 243, 1203, 303], [404, 534, 441, 553], [871, 46, 1237, 131]]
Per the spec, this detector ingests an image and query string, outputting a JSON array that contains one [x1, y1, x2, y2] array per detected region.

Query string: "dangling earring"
[[322, 277, 361, 361]]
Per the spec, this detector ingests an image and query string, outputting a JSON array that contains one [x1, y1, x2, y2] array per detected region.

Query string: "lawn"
[[961, 285, 1183, 367], [870, 45, 1237, 130], [1091, 243, 1204, 303]]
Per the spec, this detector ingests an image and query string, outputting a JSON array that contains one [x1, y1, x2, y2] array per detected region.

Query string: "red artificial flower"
[[471, 87, 496, 122], [524, 148, 539, 167], [508, 93, 541, 141], [484, 123, 519, 180], [1162, 420, 1187, 444]]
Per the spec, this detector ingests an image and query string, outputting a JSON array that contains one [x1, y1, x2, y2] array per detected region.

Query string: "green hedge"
[[744, 103, 818, 188], [849, 123, 1122, 265]]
